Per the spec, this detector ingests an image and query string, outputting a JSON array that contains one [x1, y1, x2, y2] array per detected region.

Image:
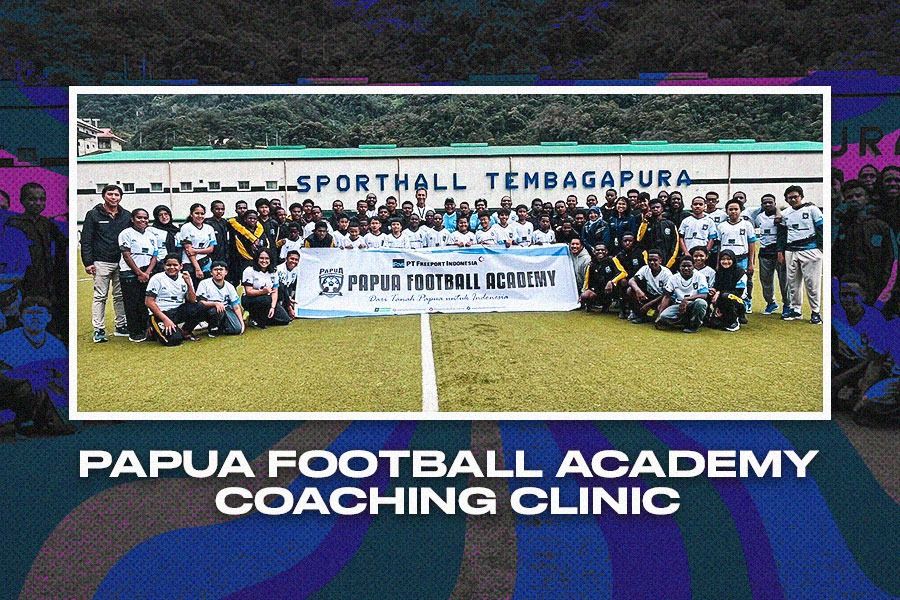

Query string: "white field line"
[[420, 313, 438, 412]]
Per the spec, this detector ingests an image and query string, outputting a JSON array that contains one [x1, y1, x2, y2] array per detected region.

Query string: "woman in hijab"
[[149, 205, 180, 265], [708, 249, 748, 332]]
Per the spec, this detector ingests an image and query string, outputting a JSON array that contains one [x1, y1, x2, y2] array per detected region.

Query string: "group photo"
[[72, 89, 827, 415]]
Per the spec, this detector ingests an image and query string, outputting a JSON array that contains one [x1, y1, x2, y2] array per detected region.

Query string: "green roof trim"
[[450, 142, 489, 147], [172, 145, 213, 151], [718, 138, 757, 143], [79, 140, 823, 163], [267, 144, 307, 150], [630, 140, 668, 145], [540, 141, 579, 146]]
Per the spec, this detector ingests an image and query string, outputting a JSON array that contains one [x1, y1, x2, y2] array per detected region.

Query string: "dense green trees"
[[1, 1, 896, 85], [77, 94, 823, 150]]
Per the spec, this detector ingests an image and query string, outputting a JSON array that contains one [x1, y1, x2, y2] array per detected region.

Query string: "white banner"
[[295, 245, 579, 318]]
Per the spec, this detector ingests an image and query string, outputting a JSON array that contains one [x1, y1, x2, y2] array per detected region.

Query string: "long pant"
[[149, 303, 207, 344], [757, 253, 788, 305], [657, 298, 708, 329], [119, 275, 149, 337], [278, 286, 296, 317], [735, 256, 752, 301], [786, 249, 823, 313], [242, 294, 290, 326], [715, 293, 745, 325], [205, 305, 243, 335], [91, 260, 126, 331]]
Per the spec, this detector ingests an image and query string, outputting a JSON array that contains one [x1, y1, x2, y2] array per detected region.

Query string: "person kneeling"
[[707, 249, 748, 332], [655, 256, 709, 333], [241, 248, 290, 328], [145, 254, 206, 345], [196, 261, 245, 337]]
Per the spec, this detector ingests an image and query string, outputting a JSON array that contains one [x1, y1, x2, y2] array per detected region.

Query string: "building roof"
[[77, 140, 822, 163]]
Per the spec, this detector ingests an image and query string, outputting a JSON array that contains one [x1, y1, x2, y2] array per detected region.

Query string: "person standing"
[[117, 208, 160, 342], [777, 185, 824, 324], [753, 194, 788, 315], [80, 184, 131, 342]]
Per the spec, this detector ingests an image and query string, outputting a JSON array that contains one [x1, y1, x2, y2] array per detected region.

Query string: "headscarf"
[[151, 205, 179, 254], [714, 249, 746, 293]]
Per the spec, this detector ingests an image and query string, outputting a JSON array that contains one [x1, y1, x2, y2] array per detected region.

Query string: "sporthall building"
[[77, 140, 823, 220]]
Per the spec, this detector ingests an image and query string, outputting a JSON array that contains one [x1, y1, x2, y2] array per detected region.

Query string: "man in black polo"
[[80, 184, 131, 343]]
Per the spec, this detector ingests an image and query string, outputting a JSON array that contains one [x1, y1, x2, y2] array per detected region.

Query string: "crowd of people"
[[1, 183, 70, 436], [80, 181, 834, 346], [831, 164, 899, 423]]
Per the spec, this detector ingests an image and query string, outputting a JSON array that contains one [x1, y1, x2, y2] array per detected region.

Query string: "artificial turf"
[[76, 279, 423, 412], [77, 273, 823, 414]]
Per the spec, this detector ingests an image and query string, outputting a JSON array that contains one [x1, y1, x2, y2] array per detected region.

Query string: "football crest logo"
[[318, 267, 344, 296]]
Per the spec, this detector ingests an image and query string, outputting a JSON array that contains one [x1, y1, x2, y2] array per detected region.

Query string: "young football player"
[[626, 249, 672, 323], [195, 261, 244, 336], [655, 256, 709, 333], [145, 254, 206, 345], [679, 196, 716, 257]]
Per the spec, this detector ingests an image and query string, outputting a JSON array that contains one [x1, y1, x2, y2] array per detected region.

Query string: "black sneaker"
[[810, 312, 822, 325], [682, 326, 700, 333], [128, 333, 147, 343], [725, 321, 740, 332], [93, 329, 108, 343], [113, 325, 129, 337]]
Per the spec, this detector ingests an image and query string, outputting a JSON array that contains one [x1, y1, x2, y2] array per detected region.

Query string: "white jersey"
[[513, 221, 534, 246], [475, 228, 498, 245], [341, 235, 368, 250], [303, 220, 333, 238], [178, 222, 217, 266], [665, 271, 709, 302], [781, 204, 824, 249], [429, 228, 451, 247], [363, 232, 386, 248], [634, 265, 672, 296], [531, 229, 556, 245], [242, 266, 278, 291], [196, 278, 240, 307], [706, 208, 727, 225], [146, 272, 189, 310], [383, 232, 411, 249], [118, 227, 161, 271], [280, 238, 305, 260], [331, 230, 349, 249], [753, 211, 779, 249], [697, 265, 716, 288], [447, 231, 476, 246], [405, 228, 428, 249], [276, 263, 299, 289], [678, 214, 717, 250], [489, 223, 517, 246], [717, 220, 757, 257]]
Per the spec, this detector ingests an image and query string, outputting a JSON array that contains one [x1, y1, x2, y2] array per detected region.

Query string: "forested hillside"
[[78, 94, 823, 150], [2, 0, 896, 84]]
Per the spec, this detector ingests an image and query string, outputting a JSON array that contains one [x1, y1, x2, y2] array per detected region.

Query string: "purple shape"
[[226, 420, 418, 600], [644, 421, 786, 600], [547, 421, 692, 600]]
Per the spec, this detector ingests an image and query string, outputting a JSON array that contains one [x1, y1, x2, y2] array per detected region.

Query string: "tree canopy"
[[78, 94, 823, 150], [2, 0, 896, 85]]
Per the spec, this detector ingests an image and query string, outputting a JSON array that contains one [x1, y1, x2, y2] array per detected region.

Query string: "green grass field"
[[77, 275, 823, 413]]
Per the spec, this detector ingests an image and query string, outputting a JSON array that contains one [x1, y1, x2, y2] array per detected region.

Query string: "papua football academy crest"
[[318, 267, 344, 296]]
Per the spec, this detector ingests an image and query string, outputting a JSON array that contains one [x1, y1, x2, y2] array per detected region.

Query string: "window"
[[238, 180, 250, 191], [95, 183, 107, 193], [208, 181, 221, 191], [265, 180, 278, 191], [150, 182, 163, 192], [98, 140, 111, 150], [180, 181, 192, 192], [122, 183, 135, 193]]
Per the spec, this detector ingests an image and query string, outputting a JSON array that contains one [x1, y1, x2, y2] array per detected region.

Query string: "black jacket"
[[80, 203, 131, 265]]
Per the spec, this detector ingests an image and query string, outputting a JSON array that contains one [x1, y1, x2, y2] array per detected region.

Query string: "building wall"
[[77, 151, 823, 220]]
